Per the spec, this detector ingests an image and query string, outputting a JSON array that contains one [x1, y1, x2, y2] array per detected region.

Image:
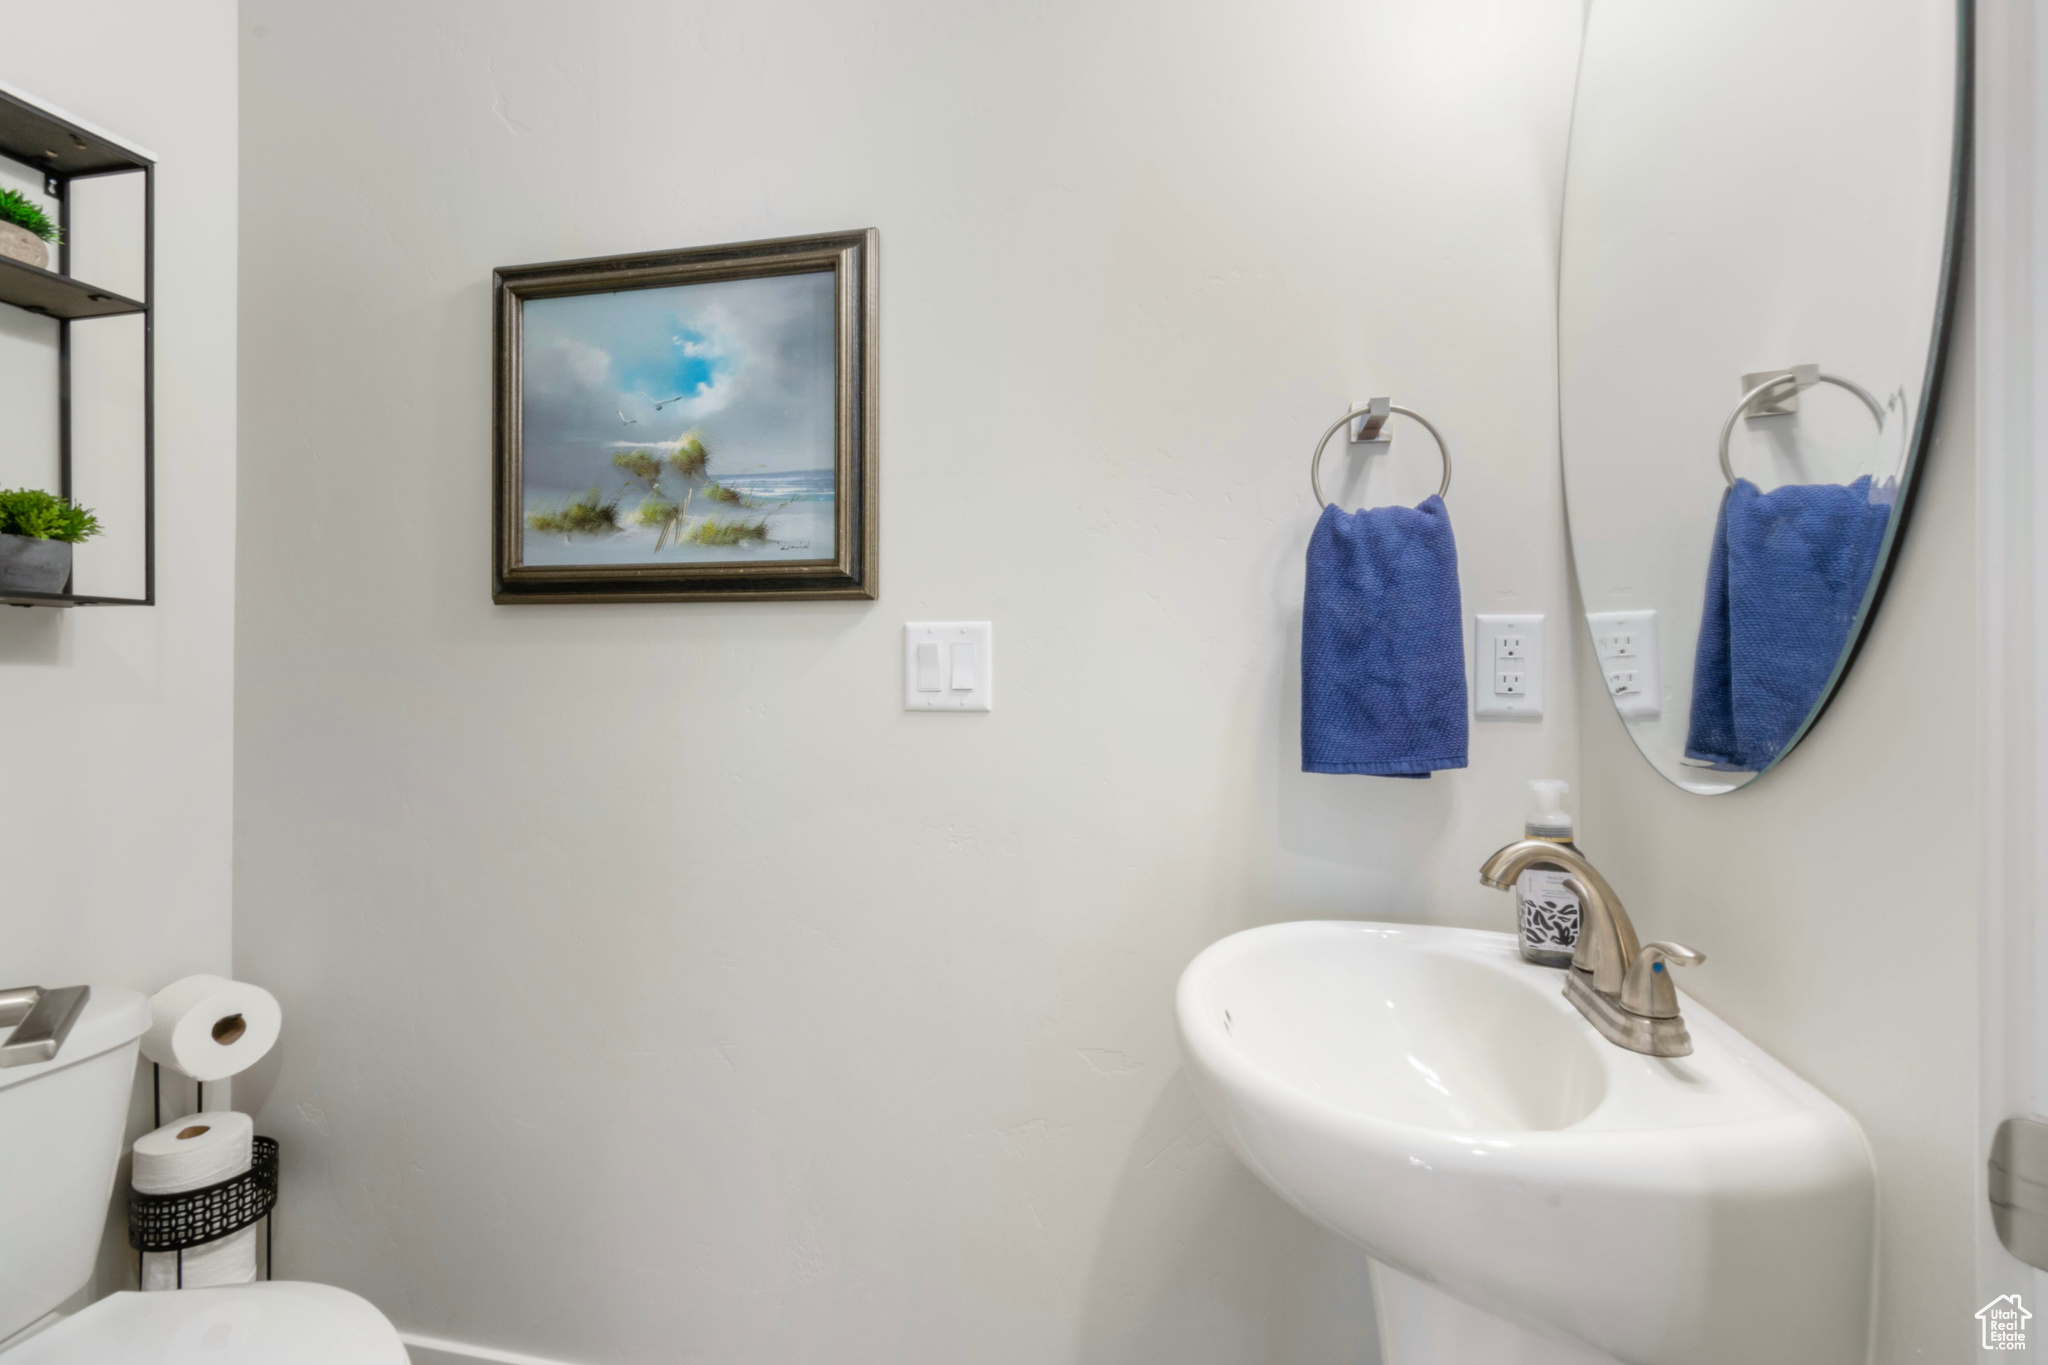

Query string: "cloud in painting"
[[520, 271, 835, 493]]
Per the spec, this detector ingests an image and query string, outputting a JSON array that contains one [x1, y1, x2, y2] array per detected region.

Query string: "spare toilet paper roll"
[[140, 975, 281, 1082], [134, 1110, 258, 1290]]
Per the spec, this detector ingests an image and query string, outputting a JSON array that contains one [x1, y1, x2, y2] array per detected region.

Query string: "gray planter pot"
[[0, 221, 48, 271], [0, 534, 71, 595]]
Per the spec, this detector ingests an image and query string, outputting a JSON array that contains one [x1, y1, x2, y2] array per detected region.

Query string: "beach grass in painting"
[[518, 271, 836, 566]]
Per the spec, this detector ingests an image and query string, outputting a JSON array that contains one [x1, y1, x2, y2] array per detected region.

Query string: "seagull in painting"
[[650, 395, 688, 411], [617, 409, 638, 425]]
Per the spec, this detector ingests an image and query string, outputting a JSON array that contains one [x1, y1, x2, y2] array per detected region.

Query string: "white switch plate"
[[1587, 609, 1661, 719], [904, 623, 992, 711], [1474, 614, 1543, 719]]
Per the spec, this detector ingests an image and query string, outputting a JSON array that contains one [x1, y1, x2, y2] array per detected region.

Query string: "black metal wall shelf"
[[0, 82, 154, 607], [0, 589, 135, 609], [0, 94, 147, 176], [0, 255, 144, 320]]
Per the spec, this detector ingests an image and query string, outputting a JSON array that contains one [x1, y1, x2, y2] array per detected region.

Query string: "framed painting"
[[492, 229, 877, 602]]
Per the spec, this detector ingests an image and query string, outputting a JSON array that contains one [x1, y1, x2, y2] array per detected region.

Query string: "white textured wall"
[[0, 0, 238, 1302], [0, 2, 236, 994], [234, 2, 1583, 1361], [1575, 291, 1978, 1360]]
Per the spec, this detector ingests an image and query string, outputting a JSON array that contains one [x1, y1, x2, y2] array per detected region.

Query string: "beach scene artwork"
[[518, 270, 837, 566]]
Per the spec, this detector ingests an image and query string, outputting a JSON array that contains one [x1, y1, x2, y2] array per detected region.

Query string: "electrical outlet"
[[1586, 610, 1661, 719], [1475, 614, 1543, 719], [1593, 626, 1638, 658]]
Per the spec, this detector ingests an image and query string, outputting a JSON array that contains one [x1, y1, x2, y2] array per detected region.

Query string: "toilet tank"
[[0, 989, 149, 1343]]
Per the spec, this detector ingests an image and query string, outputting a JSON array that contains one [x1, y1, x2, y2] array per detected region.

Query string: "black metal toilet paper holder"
[[128, 1065, 280, 1288]]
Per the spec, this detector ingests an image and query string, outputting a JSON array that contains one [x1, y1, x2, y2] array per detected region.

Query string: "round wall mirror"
[[1558, 0, 1968, 793]]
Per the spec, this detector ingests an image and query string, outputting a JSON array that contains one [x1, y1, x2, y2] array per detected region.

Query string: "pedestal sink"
[[1175, 922, 1873, 1365]]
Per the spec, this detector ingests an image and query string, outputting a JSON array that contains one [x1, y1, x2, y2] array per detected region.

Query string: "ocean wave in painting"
[[714, 469, 836, 502]]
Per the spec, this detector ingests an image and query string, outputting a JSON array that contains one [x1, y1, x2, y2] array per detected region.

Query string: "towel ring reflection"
[[1717, 370, 1887, 487], [1311, 404, 1452, 509]]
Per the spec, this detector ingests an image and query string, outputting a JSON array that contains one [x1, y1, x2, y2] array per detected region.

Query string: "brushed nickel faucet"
[[1479, 840, 1705, 1057]]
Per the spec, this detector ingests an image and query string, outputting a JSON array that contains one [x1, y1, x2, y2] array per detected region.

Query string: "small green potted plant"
[[0, 488, 101, 594], [0, 188, 61, 272]]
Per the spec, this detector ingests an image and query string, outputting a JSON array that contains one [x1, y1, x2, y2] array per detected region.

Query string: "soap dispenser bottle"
[[1515, 779, 1581, 968]]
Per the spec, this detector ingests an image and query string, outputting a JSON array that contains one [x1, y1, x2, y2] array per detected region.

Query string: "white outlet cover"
[[1474, 614, 1543, 719], [904, 622, 992, 712], [1586, 609, 1661, 719]]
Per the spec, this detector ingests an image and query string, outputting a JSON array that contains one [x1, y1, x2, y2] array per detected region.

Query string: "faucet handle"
[[1620, 942, 1705, 1019]]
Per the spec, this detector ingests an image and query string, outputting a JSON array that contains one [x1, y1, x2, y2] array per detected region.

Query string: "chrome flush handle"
[[0, 984, 91, 1068], [1620, 942, 1706, 1019], [0, 987, 39, 1028]]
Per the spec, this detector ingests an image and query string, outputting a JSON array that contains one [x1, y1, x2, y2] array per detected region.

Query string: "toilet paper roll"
[[132, 1110, 252, 1194], [133, 1111, 258, 1290], [140, 975, 281, 1082]]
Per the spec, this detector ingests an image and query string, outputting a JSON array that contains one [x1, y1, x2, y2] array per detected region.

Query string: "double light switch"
[[905, 623, 993, 711]]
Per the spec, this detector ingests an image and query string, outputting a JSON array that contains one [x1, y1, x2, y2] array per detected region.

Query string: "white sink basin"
[[1176, 922, 1874, 1365]]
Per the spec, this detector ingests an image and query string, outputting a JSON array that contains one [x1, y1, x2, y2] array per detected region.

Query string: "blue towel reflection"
[[1684, 476, 1894, 771], [1302, 496, 1468, 777]]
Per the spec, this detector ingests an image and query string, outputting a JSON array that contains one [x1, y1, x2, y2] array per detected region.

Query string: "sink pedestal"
[[1373, 1263, 1620, 1365]]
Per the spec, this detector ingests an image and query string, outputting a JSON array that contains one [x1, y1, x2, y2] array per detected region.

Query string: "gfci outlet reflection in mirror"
[[1557, 0, 1966, 793]]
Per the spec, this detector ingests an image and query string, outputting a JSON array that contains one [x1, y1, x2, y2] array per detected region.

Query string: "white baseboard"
[[401, 1330, 592, 1365]]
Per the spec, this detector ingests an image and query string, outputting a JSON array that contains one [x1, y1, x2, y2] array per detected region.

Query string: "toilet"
[[0, 988, 407, 1362]]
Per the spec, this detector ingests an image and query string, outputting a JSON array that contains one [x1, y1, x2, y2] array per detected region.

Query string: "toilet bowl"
[[0, 988, 406, 1363]]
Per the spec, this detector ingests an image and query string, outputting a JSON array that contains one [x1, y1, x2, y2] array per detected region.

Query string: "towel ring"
[[1718, 370, 1887, 487], [1310, 405, 1452, 509]]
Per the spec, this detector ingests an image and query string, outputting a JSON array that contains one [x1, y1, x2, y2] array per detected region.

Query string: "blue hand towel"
[[1302, 495, 1468, 777], [1685, 476, 1893, 771]]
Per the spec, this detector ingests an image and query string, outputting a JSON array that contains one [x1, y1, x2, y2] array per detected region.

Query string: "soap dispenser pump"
[[1515, 779, 1581, 967]]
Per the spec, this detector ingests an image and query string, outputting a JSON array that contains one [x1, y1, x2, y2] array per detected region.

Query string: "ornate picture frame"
[[492, 229, 877, 602]]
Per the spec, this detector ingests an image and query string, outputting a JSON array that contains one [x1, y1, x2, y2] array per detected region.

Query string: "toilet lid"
[[3, 1282, 407, 1364]]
